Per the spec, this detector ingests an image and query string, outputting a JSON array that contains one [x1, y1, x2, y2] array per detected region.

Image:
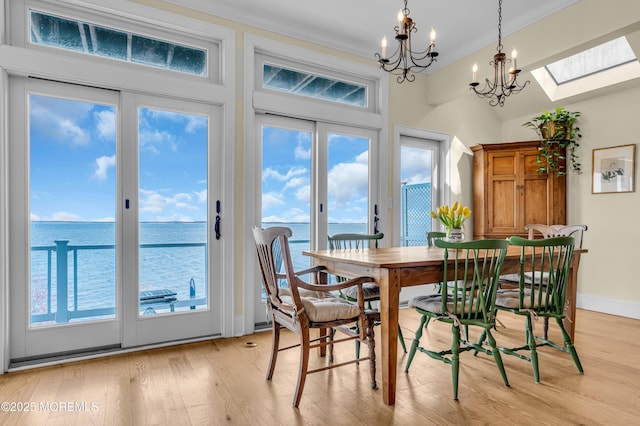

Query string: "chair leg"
[[556, 318, 584, 374], [266, 321, 280, 380], [405, 314, 427, 372], [451, 325, 461, 401], [485, 328, 510, 387], [293, 326, 311, 408], [525, 316, 540, 383], [366, 317, 378, 390], [543, 317, 549, 339], [398, 325, 407, 354]]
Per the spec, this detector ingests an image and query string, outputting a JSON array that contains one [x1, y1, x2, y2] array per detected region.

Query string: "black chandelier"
[[469, 0, 529, 107], [375, 0, 438, 83]]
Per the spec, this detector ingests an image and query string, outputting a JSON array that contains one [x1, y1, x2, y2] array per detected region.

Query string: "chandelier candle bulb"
[[430, 28, 436, 45], [512, 48, 518, 69], [381, 37, 387, 59], [472, 64, 478, 83]]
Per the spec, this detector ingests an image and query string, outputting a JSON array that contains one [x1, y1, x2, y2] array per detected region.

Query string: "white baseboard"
[[577, 293, 640, 320]]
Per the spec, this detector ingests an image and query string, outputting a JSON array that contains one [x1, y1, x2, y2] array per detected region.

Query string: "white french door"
[[121, 93, 223, 347], [253, 114, 379, 325], [9, 78, 223, 361]]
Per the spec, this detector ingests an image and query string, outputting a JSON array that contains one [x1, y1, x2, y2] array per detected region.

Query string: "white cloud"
[[29, 96, 92, 146], [283, 176, 308, 191], [401, 147, 432, 184], [294, 140, 311, 160], [94, 217, 115, 222], [262, 192, 285, 209], [31, 213, 41, 221], [194, 189, 207, 203], [94, 155, 116, 180], [263, 166, 307, 182], [139, 189, 199, 215], [95, 110, 116, 141], [328, 160, 368, 206], [47, 211, 83, 221], [295, 185, 310, 202]]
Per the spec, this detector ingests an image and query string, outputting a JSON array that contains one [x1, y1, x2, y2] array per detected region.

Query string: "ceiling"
[[167, 0, 578, 72]]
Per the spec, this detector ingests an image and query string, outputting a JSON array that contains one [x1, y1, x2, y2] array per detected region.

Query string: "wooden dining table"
[[303, 244, 587, 405]]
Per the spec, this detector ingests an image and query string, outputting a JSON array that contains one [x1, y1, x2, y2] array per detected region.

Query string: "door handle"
[[215, 200, 221, 240]]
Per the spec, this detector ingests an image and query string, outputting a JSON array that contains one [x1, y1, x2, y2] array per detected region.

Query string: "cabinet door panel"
[[523, 179, 549, 225], [491, 180, 517, 229]]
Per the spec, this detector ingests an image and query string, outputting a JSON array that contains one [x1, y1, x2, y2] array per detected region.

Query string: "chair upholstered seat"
[[342, 282, 380, 301], [410, 294, 488, 315], [495, 288, 540, 309], [500, 271, 550, 286], [280, 292, 362, 322]]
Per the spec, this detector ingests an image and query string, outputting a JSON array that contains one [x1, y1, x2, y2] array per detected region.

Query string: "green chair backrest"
[[328, 233, 383, 284], [427, 231, 447, 247], [434, 238, 509, 324], [328, 232, 383, 250], [507, 235, 575, 316]]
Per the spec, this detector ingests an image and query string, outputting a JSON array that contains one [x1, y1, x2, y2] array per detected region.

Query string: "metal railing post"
[[54, 240, 70, 323]]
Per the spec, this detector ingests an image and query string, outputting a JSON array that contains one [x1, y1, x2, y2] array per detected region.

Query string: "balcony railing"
[[30, 240, 208, 324]]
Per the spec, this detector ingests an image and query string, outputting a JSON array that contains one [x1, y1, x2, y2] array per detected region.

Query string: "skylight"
[[546, 37, 636, 84], [532, 36, 640, 101]]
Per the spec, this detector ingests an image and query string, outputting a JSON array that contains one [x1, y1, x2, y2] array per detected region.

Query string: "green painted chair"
[[491, 235, 584, 382], [404, 238, 510, 400], [328, 233, 407, 355], [426, 231, 447, 247]]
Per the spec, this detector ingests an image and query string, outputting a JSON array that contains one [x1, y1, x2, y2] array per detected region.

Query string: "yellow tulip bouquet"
[[430, 202, 472, 238]]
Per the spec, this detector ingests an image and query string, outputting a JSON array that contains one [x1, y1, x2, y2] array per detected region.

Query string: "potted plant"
[[523, 107, 582, 175]]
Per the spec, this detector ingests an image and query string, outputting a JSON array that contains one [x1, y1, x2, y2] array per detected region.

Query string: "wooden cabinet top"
[[471, 141, 541, 152]]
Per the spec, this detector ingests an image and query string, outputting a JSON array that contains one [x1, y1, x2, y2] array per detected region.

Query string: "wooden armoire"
[[472, 141, 566, 240]]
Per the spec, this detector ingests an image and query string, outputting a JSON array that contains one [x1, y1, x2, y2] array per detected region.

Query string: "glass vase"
[[447, 227, 465, 242]]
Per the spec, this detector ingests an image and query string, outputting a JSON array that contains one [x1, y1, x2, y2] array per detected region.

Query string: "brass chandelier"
[[375, 0, 438, 83], [469, 0, 529, 106]]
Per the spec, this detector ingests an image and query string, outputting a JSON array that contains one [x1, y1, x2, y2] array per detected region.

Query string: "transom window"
[[262, 63, 367, 108], [30, 10, 208, 77]]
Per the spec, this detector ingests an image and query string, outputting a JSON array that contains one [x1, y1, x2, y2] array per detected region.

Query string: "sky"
[[29, 94, 208, 223], [28, 93, 432, 226]]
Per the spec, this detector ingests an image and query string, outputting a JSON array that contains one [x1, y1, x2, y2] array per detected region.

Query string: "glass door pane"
[[29, 95, 117, 326], [260, 123, 313, 272], [137, 107, 209, 316], [327, 132, 370, 236], [10, 78, 121, 360], [400, 142, 438, 246]]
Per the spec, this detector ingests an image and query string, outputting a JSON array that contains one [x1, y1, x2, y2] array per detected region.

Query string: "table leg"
[[378, 268, 400, 405], [564, 252, 582, 342]]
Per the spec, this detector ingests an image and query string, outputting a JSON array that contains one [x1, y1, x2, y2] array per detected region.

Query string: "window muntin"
[[262, 63, 367, 108], [30, 10, 208, 77]]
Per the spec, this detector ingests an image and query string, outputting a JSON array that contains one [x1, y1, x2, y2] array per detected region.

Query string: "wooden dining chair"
[[404, 238, 511, 400], [328, 233, 407, 356], [253, 226, 379, 408], [493, 236, 584, 382]]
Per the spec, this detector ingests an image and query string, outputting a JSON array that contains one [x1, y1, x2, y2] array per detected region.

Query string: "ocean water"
[[29, 222, 366, 319], [30, 222, 208, 318]]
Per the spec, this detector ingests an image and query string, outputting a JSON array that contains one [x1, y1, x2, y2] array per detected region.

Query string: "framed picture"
[[592, 144, 636, 194]]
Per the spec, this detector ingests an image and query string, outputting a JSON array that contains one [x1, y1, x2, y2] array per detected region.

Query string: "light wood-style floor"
[[1, 308, 638, 425]]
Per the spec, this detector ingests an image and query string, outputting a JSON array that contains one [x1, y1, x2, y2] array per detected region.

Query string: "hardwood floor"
[[1, 308, 638, 425]]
